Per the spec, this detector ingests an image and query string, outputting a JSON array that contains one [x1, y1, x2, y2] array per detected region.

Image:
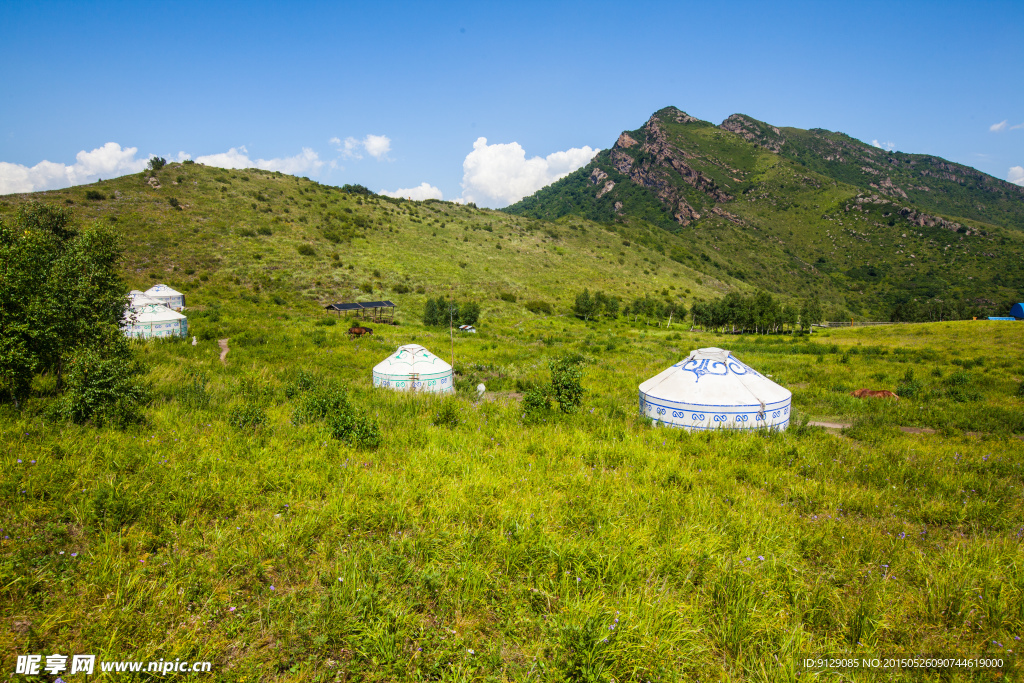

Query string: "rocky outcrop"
[[719, 114, 786, 153], [616, 132, 639, 149], [711, 207, 744, 225], [607, 114, 732, 225], [147, 176, 161, 189], [589, 168, 609, 185], [877, 177, 908, 199], [897, 207, 966, 233], [596, 181, 616, 199]]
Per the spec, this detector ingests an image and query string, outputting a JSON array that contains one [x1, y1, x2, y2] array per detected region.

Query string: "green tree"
[[801, 297, 823, 332], [148, 156, 167, 171], [0, 203, 147, 422], [549, 354, 585, 414], [573, 288, 598, 321]]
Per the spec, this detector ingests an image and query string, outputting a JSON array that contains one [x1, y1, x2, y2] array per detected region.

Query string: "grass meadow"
[[2, 296, 1022, 681]]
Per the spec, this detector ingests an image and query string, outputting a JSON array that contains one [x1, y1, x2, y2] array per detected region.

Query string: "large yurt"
[[144, 283, 185, 310], [639, 347, 791, 431], [373, 344, 454, 393], [123, 304, 189, 340]]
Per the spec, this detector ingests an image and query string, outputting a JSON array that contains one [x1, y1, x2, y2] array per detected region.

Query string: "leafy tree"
[[801, 297, 823, 331], [148, 156, 167, 171], [573, 288, 597, 321], [0, 203, 147, 423]]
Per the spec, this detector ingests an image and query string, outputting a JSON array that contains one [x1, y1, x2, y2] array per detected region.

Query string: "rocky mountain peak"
[[719, 114, 786, 153]]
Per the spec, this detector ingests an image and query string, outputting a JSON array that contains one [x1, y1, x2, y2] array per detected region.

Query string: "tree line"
[[572, 287, 823, 333], [422, 298, 481, 327]]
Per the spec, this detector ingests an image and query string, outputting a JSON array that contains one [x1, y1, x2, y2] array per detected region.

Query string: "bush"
[[297, 244, 316, 257], [315, 317, 337, 327], [359, 282, 373, 293], [896, 370, 922, 399], [549, 354, 585, 414], [525, 300, 553, 315], [1017, 381, 1024, 398], [310, 330, 328, 347], [257, 226, 273, 236], [522, 384, 551, 422], [50, 342, 148, 428], [177, 370, 210, 410], [499, 292, 517, 303], [85, 190, 106, 201], [292, 380, 381, 448], [394, 283, 411, 294], [168, 197, 182, 210], [229, 403, 267, 430], [148, 157, 167, 171], [432, 398, 460, 429]]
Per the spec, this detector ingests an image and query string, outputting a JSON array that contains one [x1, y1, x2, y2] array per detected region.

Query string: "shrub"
[[297, 244, 316, 257], [432, 398, 460, 429], [199, 274, 209, 282], [310, 330, 328, 347], [522, 384, 551, 422], [177, 370, 210, 410], [229, 403, 267, 430], [315, 317, 337, 327], [85, 190, 106, 201], [51, 343, 149, 428], [394, 283, 411, 294], [257, 226, 273, 236], [292, 381, 381, 449], [168, 197, 182, 210], [148, 157, 167, 171], [549, 354, 585, 414], [359, 282, 373, 293], [896, 369, 922, 399], [525, 300, 553, 315], [499, 292, 517, 303], [239, 229, 256, 237]]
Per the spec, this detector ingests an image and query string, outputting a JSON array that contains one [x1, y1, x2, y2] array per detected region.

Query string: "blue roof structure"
[[1012, 303, 1024, 320]]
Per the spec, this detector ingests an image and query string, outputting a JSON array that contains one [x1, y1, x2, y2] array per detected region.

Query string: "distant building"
[[145, 284, 185, 310]]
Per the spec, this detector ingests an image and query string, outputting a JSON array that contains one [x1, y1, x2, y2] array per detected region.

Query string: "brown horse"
[[348, 326, 374, 340], [850, 389, 899, 399]]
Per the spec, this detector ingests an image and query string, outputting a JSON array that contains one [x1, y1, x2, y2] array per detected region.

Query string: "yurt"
[[372, 344, 454, 393], [144, 283, 185, 310], [128, 290, 163, 310], [638, 347, 791, 431], [123, 304, 189, 340]]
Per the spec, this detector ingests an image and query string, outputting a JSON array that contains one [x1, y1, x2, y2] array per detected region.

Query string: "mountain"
[[505, 107, 1024, 317]]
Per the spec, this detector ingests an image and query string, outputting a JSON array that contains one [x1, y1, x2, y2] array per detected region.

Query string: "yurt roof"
[[128, 292, 162, 307], [127, 304, 187, 323], [639, 347, 790, 409], [145, 283, 183, 297], [373, 344, 452, 378]]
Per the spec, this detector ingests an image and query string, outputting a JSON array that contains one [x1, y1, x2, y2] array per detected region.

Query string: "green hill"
[[0, 163, 739, 323], [505, 107, 1024, 318]]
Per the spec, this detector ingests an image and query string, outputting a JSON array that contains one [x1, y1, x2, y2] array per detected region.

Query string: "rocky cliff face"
[[719, 114, 786, 154], [600, 111, 732, 225]]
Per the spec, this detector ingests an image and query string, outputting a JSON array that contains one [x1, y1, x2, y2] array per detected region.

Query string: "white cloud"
[[0, 142, 150, 195], [333, 134, 391, 160], [460, 137, 599, 207], [194, 146, 323, 175], [380, 182, 444, 201], [1011, 122, 1024, 130], [1009, 166, 1024, 186], [871, 139, 896, 151], [990, 120, 1008, 132]]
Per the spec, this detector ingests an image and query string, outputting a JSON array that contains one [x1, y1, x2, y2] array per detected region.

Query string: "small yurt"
[[145, 283, 185, 310], [128, 290, 163, 310], [639, 347, 791, 431], [373, 344, 454, 393], [123, 304, 189, 340]]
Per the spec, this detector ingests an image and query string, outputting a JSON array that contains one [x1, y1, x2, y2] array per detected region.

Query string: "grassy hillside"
[[0, 163, 738, 322], [506, 108, 1024, 319]]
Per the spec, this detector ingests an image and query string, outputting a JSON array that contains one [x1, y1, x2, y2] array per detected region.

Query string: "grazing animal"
[[850, 389, 899, 399], [348, 326, 374, 339]]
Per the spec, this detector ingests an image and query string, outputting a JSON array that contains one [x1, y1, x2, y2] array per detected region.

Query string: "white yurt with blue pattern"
[[639, 347, 791, 431], [373, 344, 454, 394], [144, 283, 185, 310], [122, 304, 189, 340]]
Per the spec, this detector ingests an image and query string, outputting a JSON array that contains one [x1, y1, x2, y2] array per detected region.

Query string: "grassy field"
[[2, 289, 1022, 681]]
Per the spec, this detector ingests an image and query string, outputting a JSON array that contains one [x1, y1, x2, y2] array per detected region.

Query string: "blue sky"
[[2, 0, 1022, 205]]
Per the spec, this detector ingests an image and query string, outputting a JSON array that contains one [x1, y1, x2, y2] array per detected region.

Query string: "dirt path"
[[218, 338, 230, 364], [808, 421, 1022, 440]]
